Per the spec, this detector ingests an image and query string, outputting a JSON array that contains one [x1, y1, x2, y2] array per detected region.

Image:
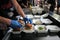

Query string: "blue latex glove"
[[10, 20, 22, 28], [23, 17, 32, 24]]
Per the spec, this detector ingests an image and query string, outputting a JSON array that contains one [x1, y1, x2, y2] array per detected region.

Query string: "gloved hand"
[[23, 17, 32, 24], [10, 20, 22, 28]]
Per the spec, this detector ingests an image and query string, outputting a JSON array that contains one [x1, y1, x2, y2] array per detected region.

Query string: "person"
[[47, 0, 56, 15], [18, 0, 31, 8], [0, 0, 32, 28], [57, 0, 60, 14], [0, 0, 32, 39]]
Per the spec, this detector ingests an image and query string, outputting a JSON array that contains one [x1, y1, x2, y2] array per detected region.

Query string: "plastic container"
[[34, 25, 48, 33], [37, 8, 43, 14], [32, 9, 37, 14], [23, 25, 35, 33], [26, 14, 34, 19], [12, 27, 23, 34], [40, 19, 52, 24], [34, 15, 41, 19], [32, 19, 42, 25], [46, 25, 60, 36], [34, 25, 48, 37], [46, 25, 60, 32]]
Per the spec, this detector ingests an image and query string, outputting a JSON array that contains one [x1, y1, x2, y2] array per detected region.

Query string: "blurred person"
[[57, 0, 60, 14], [34, 0, 40, 6], [47, 0, 56, 15], [39, 0, 43, 8], [18, 0, 31, 8], [30, 0, 33, 5], [0, 0, 32, 39]]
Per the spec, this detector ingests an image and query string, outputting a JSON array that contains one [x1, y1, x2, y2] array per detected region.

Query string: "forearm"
[[0, 16, 11, 25], [11, 0, 26, 18]]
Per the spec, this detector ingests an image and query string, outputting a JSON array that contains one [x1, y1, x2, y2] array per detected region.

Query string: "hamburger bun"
[[25, 23, 32, 29]]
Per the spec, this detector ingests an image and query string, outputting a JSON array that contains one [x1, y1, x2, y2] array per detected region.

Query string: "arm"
[[11, 0, 32, 24], [11, 0, 26, 18], [0, 0, 32, 29]]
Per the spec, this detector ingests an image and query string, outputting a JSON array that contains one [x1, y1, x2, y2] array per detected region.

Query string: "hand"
[[10, 20, 22, 28], [23, 17, 32, 24]]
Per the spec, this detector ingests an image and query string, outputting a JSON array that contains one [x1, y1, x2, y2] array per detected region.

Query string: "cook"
[[0, 0, 32, 31]]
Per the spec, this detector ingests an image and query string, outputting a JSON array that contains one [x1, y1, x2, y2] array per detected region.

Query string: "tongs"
[[2, 27, 13, 40]]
